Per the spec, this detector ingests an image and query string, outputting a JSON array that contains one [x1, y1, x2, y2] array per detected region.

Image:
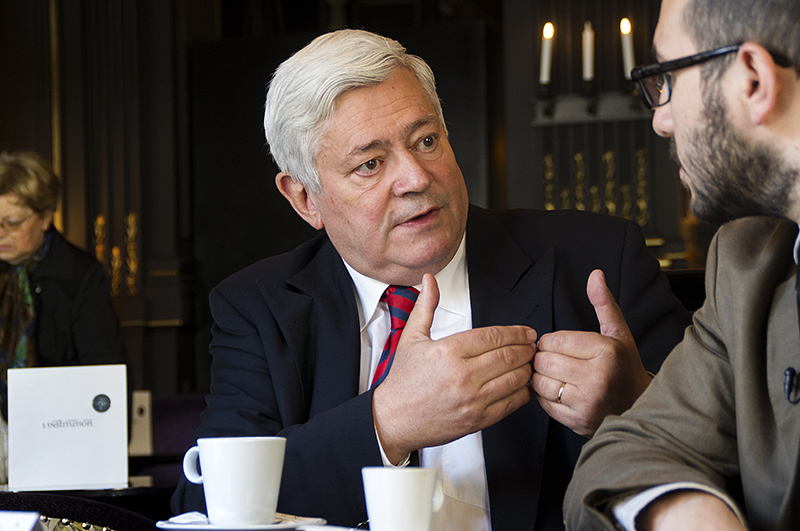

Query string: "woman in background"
[[0, 150, 125, 481]]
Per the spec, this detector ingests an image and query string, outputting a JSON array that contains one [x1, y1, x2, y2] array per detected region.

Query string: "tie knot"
[[384, 285, 420, 330]]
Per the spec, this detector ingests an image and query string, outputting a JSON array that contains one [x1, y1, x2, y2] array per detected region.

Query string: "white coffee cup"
[[183, 436, 286, 526], [361, 467, 444, 531]]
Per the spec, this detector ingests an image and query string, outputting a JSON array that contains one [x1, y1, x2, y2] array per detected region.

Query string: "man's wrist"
[[612, 483, 746, 531], [371, 388, 412, 465], [637, 490, 745, 530]]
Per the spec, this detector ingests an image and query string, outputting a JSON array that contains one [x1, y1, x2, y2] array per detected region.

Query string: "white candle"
[[582, 21, 595, 81], [620, 18, 635, 80], [539, 22, 554, 85]]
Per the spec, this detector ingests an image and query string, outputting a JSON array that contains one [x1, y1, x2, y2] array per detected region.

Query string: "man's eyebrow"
[[345, 115, 438, 160], [403, 115, 437, 136], [346, 139, 390, 160]]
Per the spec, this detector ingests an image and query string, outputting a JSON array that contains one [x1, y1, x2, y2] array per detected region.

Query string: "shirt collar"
[[794, 224, 800, 265], [344, 234, 469, 332]]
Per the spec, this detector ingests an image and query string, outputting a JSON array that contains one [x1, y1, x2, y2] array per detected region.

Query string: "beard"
[[672, 86, 797, 223]]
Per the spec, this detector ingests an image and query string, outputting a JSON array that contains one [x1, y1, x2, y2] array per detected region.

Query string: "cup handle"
[[431, 479, 444, 513], [182, 446, 204, 484]]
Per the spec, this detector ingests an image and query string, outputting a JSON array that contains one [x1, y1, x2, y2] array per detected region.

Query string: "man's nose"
[[393, 153, 433, 195], [652, 103, 674, 138]]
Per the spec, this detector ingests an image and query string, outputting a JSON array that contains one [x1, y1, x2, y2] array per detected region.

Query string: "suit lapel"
[[467, 211, 554, 332], [258, 236, 362, 421], [465, 206, 555, 530]]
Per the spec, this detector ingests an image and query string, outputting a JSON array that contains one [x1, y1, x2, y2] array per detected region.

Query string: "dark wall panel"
[[0, 2, 52, 160]]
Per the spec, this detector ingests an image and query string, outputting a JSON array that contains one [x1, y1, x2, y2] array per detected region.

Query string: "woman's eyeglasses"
[[0, 212, 35, 232]]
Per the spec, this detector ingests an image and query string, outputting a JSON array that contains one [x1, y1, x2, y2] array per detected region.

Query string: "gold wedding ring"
[[557, 381, 566, 404]]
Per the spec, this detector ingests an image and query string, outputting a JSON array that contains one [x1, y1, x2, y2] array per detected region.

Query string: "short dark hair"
[[684, 0, 800, 82]]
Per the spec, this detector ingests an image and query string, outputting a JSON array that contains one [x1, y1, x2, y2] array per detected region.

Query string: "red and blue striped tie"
[[370, 285, 420, 388]]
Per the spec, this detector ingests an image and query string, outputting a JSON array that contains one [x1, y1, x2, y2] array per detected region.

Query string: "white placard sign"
[[0, 511, 42, 531], [7, 364, 128, 491]]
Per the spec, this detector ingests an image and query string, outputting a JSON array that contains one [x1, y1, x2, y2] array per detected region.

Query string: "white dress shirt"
[[344, 236, 492, 531]]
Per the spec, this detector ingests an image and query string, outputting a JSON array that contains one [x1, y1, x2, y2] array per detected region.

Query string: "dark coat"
[[172, 206, 691, 530], [29, 228, 125, 367]]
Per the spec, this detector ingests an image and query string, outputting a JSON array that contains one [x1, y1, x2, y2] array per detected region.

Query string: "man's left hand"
[[531, 269, 652, 437]]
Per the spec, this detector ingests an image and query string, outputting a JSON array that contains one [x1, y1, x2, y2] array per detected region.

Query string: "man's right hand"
[[371, 273, 537, 464]]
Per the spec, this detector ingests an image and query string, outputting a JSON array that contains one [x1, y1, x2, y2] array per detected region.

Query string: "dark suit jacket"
[[172, 206, 691, 530]]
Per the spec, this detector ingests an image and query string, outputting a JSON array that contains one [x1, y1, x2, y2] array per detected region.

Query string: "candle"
[[582, 21, 595, 81], [539, 22, 555, 85], [620, 18, 635, 80]]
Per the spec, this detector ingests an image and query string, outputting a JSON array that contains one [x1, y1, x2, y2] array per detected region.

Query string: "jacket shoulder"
[[471, 206, 636, 257], [34, 229, 105, 283], [489, 207, 630, 232], [216, 232, 331, 294], [713, 216, 794, 265]]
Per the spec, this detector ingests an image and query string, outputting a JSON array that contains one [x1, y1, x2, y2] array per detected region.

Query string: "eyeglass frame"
[[0, 212, 37, 232], [631, 44, 794, 110]]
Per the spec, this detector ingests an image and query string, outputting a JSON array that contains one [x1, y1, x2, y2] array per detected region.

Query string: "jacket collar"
[[258, 236, 362, 415], [465, 205, 554, 332], [30, 228, 74, 282]]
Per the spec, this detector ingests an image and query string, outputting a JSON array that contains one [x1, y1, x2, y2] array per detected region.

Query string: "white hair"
[[263, 29, 446, 194]]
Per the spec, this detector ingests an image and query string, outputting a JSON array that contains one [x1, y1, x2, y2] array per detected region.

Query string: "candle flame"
[[543, 22, 554, 40], [620, 18, 632, 35]]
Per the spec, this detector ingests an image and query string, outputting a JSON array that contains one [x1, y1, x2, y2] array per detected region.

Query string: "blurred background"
[[0, 0, 711, 396]]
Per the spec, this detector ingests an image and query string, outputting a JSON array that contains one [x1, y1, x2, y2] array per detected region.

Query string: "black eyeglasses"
[[631, 44, 741, 110], [632, 44, 795, 110]]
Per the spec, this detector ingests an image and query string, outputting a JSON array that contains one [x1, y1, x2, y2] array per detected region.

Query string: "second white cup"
[[183, 436, 286, 527], [361, 467, 444, 531]]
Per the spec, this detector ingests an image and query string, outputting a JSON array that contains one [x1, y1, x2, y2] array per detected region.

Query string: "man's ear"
[[275, 172, 324, 230], [735, 42, 780, 126]]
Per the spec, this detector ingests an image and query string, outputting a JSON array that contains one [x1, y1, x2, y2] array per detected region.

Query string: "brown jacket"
[[565, 216, 800, 531]]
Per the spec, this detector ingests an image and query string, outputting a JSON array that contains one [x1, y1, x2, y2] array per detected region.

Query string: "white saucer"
[[156, 512, 326, 530]]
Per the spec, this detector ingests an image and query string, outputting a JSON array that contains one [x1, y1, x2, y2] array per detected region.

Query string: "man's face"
[[675, 87, 794, 222], [307, 68, 469, 285], [652, 0, 796, 222]]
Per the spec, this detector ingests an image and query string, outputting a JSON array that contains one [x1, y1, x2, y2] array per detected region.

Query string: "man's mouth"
[[400, 207, 437, 225]]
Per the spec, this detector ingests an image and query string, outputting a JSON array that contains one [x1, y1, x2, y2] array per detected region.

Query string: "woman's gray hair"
[[0, 150, 60, 213], [684, 0, 799, 83], [263, 29, 446, 194]]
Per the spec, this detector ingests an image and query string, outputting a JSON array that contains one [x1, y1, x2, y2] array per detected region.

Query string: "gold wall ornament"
[[543, 153, 555, 211], [110, 246, 122, 297], [635, 148, 649, 227], [573, 152, 586, 211], [620, 183, 632, 220], [560, 187, 571, 210], [94, 215, 106, 268], [590, 185, 601, 213], [126, 212, 139, 296], [602, 151, 617, 216]]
